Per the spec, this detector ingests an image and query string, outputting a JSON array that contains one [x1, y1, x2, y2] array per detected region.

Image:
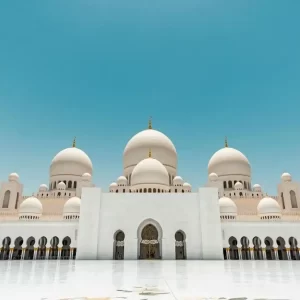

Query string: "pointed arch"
[[290, 190, 298, 208], [2, 190, 11, 208], [15, 192, 19, 209]]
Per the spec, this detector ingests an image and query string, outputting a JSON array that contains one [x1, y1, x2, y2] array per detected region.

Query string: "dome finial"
[[148, 148, 152, 158], [148, 116, 152, 129], [225, 136, 228, 147], [72, 137, 76, 147]]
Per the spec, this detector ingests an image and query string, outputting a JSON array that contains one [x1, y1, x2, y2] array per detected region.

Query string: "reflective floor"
[[0, 260, 299, 299]]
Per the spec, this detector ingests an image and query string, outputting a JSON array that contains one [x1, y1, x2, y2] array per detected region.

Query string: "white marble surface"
[[0, 260, 299, 299]]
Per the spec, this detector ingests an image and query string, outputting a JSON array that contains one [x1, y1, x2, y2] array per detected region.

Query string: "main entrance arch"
[[140, 224, 160, 259]]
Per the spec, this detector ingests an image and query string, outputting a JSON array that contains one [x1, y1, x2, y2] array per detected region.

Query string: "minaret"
[[225, 136, 228, 148], [148, 116, 152, 129], [72, 137, 76, 148]]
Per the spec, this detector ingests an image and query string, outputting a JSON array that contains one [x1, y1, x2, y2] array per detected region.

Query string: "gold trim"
[[225, 136, 228, 147], [72, 137, 76, 147]]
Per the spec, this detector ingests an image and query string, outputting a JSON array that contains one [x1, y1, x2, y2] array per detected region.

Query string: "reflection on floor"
[[0, 260, 298, 300]]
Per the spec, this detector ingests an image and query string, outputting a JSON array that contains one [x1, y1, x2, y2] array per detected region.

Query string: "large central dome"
[[123, 121, 177, 180]]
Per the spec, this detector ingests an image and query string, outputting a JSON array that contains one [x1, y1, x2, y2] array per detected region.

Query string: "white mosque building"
[[0, 119, 300, 261]]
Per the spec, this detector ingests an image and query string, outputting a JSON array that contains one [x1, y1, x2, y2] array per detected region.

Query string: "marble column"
[[274, 248, 279, 260], [286, 248, 291, 260], [262, 248, 267, 260], [250, 246, 254, 260], [9, 248, 13, 260], [33, 248, 38, 260], [21, 248, 26, 260]]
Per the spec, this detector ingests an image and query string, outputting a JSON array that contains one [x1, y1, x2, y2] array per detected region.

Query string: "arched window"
[[223, 181, 227, 189], [57, 192, 61, 197], [148, 188, 151, 193], [54, 182, 57, 189], [2, 190, 11, 208], [73, 181, 77, 189], [68, 181, 72, 188], [228, 181, 232, 188], [143, 188, 147, 193], [15, 192, 19, 209], [244, 181, 247, 189], [290, 190, 298, 208], [281, 192, 285, 209]]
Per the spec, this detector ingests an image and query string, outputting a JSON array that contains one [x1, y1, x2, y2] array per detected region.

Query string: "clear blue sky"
[[0, 1, 300, 195]]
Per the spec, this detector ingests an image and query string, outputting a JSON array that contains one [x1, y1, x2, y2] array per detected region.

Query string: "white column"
[[21, 247, 26, 260], [58, 244, 62, 259], [287, 248, 291, 260], [33, 248, 38, 260], [249, 244, 254, 260], [262, 248, 267, 260], [274, 248, 279, 260], [9, 248, 13, 260]]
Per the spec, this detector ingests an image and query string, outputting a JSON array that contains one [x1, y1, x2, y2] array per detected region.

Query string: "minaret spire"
[[225, 136, 228, 148], [148, 148, 152, 158], [148, 116, 152, 129], [72, 137, 76, 148]]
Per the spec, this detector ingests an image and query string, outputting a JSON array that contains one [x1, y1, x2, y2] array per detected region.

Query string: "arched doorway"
[[37, 236, 47, 259], [229, 236, 239, 260], [289, 237, 299, 260], [175, 231, 186, 259], [240, 236, 251, 260], [114, 230, 125, 260], [139, 224, 160, 259], [0, 237, 11, 260], [61, 237, 71, 259], [264, 237, 275, 260], [49, 236, 59, 259], [252, 236, 263, 260], [12, 237, 23, 260], [24, 237, 35, 260], [276, 237, 288, 260]]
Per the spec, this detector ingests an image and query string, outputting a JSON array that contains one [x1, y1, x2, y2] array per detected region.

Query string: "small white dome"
[[183, 182, 192, 192], [117, 176, 127, 186], [257, 197, 281, 215], [9, 172, 19, 182], [19, 197, 43, 216], [219, 197, 237, 215], [253, 184, 261, 192], [57, 181, 66, 190], [209, 172, 218, 182], [63, 197, 81, 215], [82, 173, 92, 181], [39, 184, 48, 192], [234, 182, 243, 190], [281, 172, 292, 182], [131, 157, 169, 186], [173, 176, 184, 186], [110, 182, 117, 187]]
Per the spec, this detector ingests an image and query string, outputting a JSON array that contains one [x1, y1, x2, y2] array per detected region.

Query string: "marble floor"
[[0, 260, 299, 300]]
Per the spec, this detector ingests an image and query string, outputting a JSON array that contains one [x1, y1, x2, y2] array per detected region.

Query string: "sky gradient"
[[1, 1, 300, 195]]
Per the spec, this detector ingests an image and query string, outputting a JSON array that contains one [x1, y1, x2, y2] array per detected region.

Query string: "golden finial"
[[148, 116, 152, 129], [72, 137, 76, 147], [225, 136, 228, 148], [148, 148, 152, 158]]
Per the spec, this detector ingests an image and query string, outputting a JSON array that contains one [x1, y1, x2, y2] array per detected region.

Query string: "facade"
[[0, 120, 300, 261]]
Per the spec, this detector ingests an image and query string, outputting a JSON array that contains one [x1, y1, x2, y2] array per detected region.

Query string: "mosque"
[[0, 119, 300, 261]]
